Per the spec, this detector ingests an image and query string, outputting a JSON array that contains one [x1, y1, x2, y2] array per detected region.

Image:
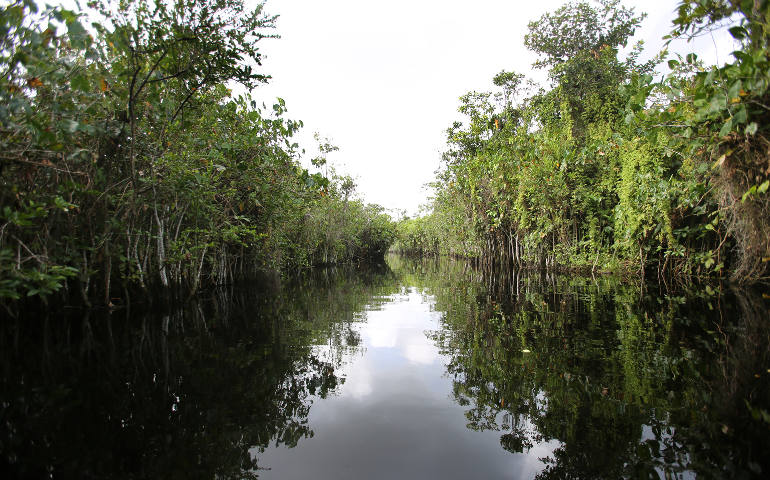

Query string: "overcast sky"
[[249, 0, 734, 216]]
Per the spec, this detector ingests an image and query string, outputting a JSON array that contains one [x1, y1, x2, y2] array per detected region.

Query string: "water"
[[1, 255, 768, 479], [256, 287, 553, 479]]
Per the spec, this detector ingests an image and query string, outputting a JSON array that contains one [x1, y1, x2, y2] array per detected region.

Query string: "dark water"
[[2, 255, 769, 479]]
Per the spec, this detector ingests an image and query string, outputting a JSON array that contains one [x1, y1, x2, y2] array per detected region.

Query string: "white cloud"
[[366, 324, 399, 349], [343, 358, 374, 398], [403, 342, 439, 365]]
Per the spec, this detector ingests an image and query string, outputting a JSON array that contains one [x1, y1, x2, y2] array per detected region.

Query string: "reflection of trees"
[[0, 264, 399, 479], [391, 256, 770, 478]]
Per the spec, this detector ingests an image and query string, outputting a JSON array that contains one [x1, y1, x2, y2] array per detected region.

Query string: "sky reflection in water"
[[256, 287, 555, 479], [2, 257, 767, 479]]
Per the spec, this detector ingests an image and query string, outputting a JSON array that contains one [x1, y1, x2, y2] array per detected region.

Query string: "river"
[[1, 255, 768, 478]]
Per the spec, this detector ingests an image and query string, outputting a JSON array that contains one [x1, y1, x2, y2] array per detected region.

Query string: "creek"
[[1, 255, 768, 479]]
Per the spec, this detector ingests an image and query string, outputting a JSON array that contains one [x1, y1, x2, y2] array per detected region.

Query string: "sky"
[[247, 0, 735, 216]]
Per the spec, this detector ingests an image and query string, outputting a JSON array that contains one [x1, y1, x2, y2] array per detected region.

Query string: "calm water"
[[1, 255, 768, 479]]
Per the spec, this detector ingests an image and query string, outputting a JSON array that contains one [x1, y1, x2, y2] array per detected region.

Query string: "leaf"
[[67, 19, 89, 48], [741, 185, 757, 203], [733, 105, 747, 124], [728, 26, 747, 39], [705, 69, 716, 86], [719, 118, 733, 137], [740, 0, 755, 13], [745, 122, 758, 135], [758, 180, 769, 194], [71, 75, 89, 92], [60, 119, 79, 133], [708, 92, 726, 114], [713, 153, 726, 169], [732, 50, 753, 65], [668, 59, 680, 69], [100, 78, 109, 92]]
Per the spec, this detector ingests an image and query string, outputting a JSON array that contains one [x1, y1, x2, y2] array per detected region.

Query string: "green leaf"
[[58, 9, 75, 23], [708, 93, 726, 114], [733, 105, 747, 124], [758, 180, 769, 195], [740, 0, 754, 13], [71, 75, 90, 92], [745, 122, 758, 135], [727, 80, 742, 100], [59, 119, 79, 133], [732, 50, 753, 65], [67, 19, 89, 48], [741, 185, 757, 203], [728, 26, 747, 39], [23, 0, 38, 13], [705, 69, 716, 86], [719, 118, 732, 137]]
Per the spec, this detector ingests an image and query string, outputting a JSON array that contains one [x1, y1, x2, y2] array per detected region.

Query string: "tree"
[[0, 0, 396, 307], [525, 0, 645, 137], [524, 0, 643, 70]]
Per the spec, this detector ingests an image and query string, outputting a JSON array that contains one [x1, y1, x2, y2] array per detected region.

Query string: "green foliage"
[[614, 138, 675, 260], [399, 0, 770, 283], [524, 0, 643, 69], [624, 0, 770, 281], [302, 183, 397, 266], [0, 0, 395, 306]]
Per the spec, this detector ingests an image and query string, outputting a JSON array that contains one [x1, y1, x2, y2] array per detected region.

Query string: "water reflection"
[[1, 257, 768, 478], [0, 265, 397, 479], [256, 285, 546, 479], [390, 255, 770, 479]]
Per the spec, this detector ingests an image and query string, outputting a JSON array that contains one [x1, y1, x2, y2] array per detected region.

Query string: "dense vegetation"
[[394, 0, 770, 284], [0, 0, 396, 308]]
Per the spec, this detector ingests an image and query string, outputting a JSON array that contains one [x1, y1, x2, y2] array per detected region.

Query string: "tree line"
[[394, 0, 769, 284], [0, 0, 396, 309]]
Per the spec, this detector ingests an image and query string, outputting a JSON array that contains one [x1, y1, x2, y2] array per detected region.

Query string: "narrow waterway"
[[1, 255, 768, 479], [256, 285, 555, 479]]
